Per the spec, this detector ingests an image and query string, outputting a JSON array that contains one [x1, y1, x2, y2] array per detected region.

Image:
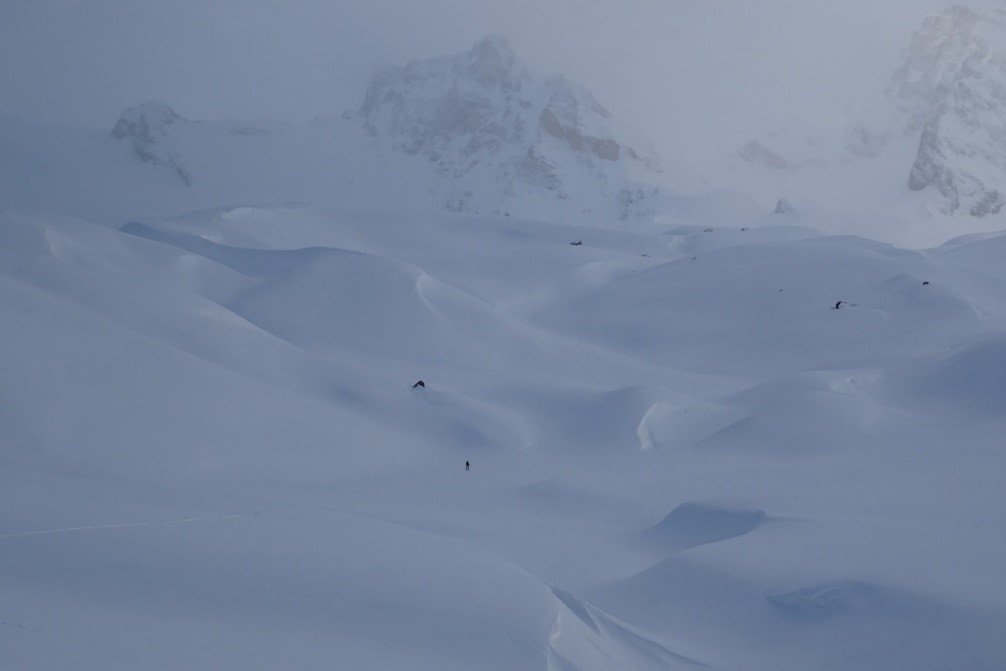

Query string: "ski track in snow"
[[0, 436, 544, 541], [0, 515, 245, 540]]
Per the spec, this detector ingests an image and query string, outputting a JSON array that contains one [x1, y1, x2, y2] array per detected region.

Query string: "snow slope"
[[3, 201, 1006, 670]]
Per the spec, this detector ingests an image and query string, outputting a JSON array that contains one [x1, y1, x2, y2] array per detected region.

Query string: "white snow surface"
[[2, 199, 1006, 670], [3, 30, 1006, 671]]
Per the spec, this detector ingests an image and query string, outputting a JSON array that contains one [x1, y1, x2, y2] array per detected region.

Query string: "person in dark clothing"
[[465, 461, 470, 472], [412, 380, 426, 389]]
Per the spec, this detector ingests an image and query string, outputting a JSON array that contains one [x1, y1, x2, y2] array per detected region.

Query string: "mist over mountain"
[[85, 37, 669, 222], [357, 35, 662, 218], [731, 4, 1006, 226], [894, 5, 1006, 216]]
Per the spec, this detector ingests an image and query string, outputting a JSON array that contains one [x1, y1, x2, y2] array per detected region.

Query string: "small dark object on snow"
[[834, 300, 846, 310], [703, 228, 714, 232], [465, 460, 470, 472], [690, 256, 699, 261], [642, 253, 649, 257], [412, 380, 426, 389], [570, 240, 583, 246], [741, 227, 749, 231], [923, 281, 931, 286]]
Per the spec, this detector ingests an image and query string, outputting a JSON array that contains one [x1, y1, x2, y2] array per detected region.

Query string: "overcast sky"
[[1, 0, 1000, 161]]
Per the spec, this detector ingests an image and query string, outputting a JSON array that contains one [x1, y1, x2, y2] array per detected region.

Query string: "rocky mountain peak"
[[357, 35, 662, 218], [469, 34, 517, 65], [892, 5, 1006, 216], [460, 34, 524, 93], [111, 101, 184, 136], [111, 101, 190, 184]]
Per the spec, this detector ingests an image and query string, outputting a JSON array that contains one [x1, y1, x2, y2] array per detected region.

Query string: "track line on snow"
[[0, 432, 545, 541], [0, 514, 245, 540]]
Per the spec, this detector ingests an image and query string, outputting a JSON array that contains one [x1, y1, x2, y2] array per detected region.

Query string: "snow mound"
[[645, 502, 767, 552], [542, 385, 688, 453], [694, 371, 886, 454], [547, 587, 702, 670], [885, 336, 1006, 414], [537, 234, 983, 376], [662, 223, 819, 259], [768, 581, 883, 620], [123, 222, 499, 366]]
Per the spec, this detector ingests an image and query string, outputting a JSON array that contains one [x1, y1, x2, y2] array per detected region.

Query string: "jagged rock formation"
[[845, 120, 890, 159], [889, 6, 1006, 216], [111, 101, 191, 184], [774, 198, 794, 215], [736, 140, 790, 170], [357, 35, 663, 218]]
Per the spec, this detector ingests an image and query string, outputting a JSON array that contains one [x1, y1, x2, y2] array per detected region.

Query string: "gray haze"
[[2, 0, 1002, 164]]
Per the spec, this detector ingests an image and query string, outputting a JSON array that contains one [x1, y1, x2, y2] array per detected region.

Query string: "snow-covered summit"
[[98, 38, 668, 221], [887, 6, 1003, 129], [357, 35, 663, 218]]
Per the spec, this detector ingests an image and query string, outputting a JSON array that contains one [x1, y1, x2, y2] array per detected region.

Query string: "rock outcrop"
[[111, 101, 191, 184]]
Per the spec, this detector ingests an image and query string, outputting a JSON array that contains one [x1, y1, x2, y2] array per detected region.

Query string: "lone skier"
[[465, 460, 470, 472]]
